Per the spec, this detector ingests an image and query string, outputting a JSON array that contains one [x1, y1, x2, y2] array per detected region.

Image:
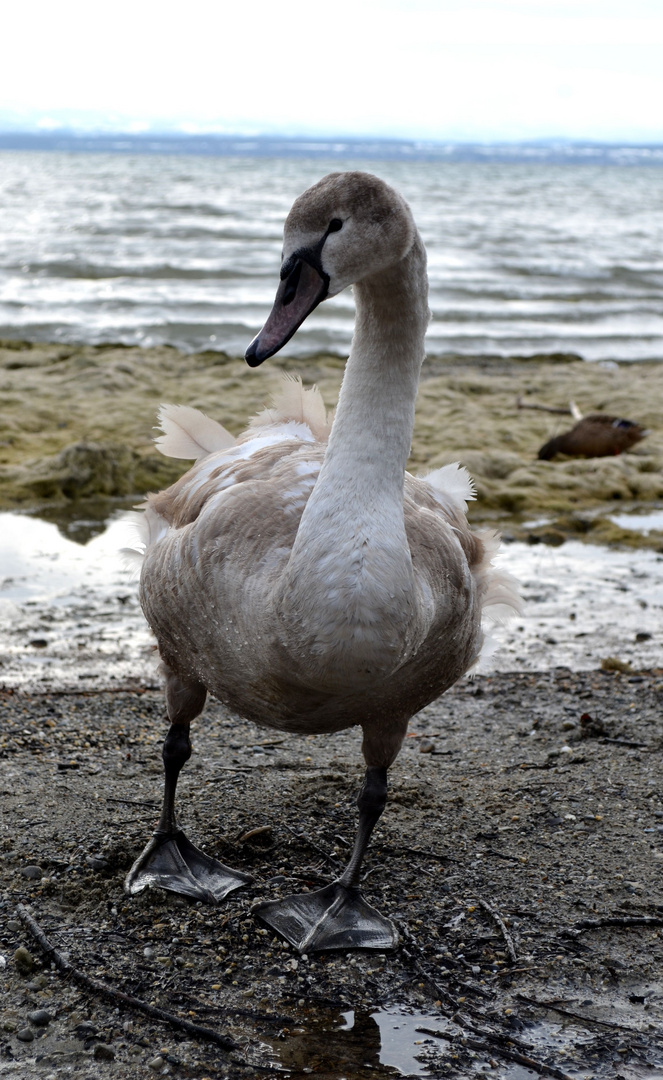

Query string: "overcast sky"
[[3, 0, 663, 141]]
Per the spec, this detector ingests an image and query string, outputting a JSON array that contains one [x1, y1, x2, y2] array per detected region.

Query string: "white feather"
[[249, 374, 332, 442], [155, 404, 236, 461], [420, 462, 477, 514]]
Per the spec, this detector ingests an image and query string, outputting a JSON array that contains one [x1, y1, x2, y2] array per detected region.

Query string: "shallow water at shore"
[[1, 507, 660, 693], [2, 152, 663, 362]]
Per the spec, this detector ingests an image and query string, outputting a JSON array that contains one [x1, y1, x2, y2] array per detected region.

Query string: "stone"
[[93, 1043, 116, 1061], [27, 1009, 52, 1026], [21, 865, 43, 880]]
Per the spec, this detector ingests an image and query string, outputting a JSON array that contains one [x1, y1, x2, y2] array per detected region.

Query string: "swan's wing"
[[127, 432, 325, 566]]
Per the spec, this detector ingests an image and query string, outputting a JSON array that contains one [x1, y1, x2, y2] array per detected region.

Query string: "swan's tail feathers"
[[421, 462, 477, 515], [476, 530, 522, 624], [155, 404, 236, 461], [249, 374, 333, 442], [120, 505, 170, 570], [469, 530, 522, 674]]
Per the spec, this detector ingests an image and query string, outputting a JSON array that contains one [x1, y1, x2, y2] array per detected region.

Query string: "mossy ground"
[[1, 340, 661, 547]]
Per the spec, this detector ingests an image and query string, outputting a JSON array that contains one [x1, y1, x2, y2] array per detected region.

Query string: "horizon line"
[[2, 128, 663, 147]]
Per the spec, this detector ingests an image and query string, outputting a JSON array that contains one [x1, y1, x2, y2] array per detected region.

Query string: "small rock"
[[29, 639, 48, 648], [13, 947, 34, 975], [143, 946, 155, 959], [7, 919, 21, 932], [148, 1056, 165, 1070], [85, 855, 108, 872], [93, 1043, 116, 1061], [419, 738, 435, 753], [27, 1009, 52, 1027], [17, 1027, 34, 1042], [74, 1021, 98, 1039], [21, 865, 43, 880]]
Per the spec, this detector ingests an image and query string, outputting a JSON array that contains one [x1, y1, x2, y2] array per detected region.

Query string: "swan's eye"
[[328, 218, 343, 233]]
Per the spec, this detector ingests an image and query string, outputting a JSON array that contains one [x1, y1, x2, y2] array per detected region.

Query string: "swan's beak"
[[245, 257, 328, 366]]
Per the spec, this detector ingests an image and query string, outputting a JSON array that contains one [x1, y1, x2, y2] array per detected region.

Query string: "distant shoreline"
[[2, 131, 663, 166]]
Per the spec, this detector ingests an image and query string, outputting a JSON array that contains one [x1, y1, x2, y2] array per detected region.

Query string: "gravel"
[[1, 672, 663, 1077]]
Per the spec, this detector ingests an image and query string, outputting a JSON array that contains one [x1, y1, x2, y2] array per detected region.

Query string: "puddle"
[[263, 1004, 613, 1078], [609, 508, 663, 535], [1, 506, 662, 691], [0, 507, 156, 691]]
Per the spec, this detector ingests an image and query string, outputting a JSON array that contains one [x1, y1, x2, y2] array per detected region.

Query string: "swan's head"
[[246, 171, 415, 366]]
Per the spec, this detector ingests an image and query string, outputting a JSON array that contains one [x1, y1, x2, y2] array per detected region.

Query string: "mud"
[[2, 671, 663, 1078]]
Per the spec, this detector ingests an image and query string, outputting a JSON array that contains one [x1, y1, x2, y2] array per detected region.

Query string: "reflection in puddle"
[[0, 507, 156, 690], [267, 1006, 447, 1078], [267, 1005, 597, 1078]]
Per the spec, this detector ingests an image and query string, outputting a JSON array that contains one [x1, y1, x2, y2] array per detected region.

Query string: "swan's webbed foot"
[[253, 881, 398, 952], [254, 766, 397, 952], [125, 697, 252, 904], [126, 829, 252, 904]]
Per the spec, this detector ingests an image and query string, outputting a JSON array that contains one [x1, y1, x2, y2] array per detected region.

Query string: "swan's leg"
[[125, 671, 252, 903], [253, 766, 398, 952]]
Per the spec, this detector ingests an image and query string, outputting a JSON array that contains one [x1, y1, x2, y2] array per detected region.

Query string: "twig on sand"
[[282, 823, 342, 868], [572, 915, 663, 932], [15, 904, 278, 1070], [416, 1025, 576, 1080], [476, 898, 519, 964], [516, 395, 581, 418], [599, 737, 653, 750], [516, 993, 663, 1040]]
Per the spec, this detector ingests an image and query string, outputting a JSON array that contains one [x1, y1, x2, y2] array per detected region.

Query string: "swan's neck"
[[278, 232, 430, 682], [313, 230, 428, 517]]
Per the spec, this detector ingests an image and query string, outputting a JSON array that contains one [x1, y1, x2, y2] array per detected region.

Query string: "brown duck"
[[538, 414, 648, 460]]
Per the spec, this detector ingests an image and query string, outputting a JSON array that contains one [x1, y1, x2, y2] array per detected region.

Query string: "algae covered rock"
[[24, 441, 138, 499], [8, 441, 180, 503]]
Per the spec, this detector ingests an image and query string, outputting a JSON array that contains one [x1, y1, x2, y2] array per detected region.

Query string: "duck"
[[124, 171, 520, 953], [538, 414, 647, 460]]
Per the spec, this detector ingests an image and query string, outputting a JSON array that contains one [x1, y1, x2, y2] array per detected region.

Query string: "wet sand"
[[1, 340, 662, 547], [1, 672, 663, 1078]]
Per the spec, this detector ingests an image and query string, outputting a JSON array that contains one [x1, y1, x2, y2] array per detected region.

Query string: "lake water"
[[2, 150, 663, 362]]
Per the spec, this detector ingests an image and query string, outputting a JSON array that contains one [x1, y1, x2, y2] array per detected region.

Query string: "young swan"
[[126, 172, 520, 952]]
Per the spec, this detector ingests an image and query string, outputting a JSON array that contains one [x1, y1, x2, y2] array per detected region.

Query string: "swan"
[[125, 171, 520, 952], [538, 414, 648, 460]]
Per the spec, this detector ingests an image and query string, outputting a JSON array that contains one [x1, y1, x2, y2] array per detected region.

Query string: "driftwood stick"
[[476, 898, 518, 963], [16, 904, 252, 1060]]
